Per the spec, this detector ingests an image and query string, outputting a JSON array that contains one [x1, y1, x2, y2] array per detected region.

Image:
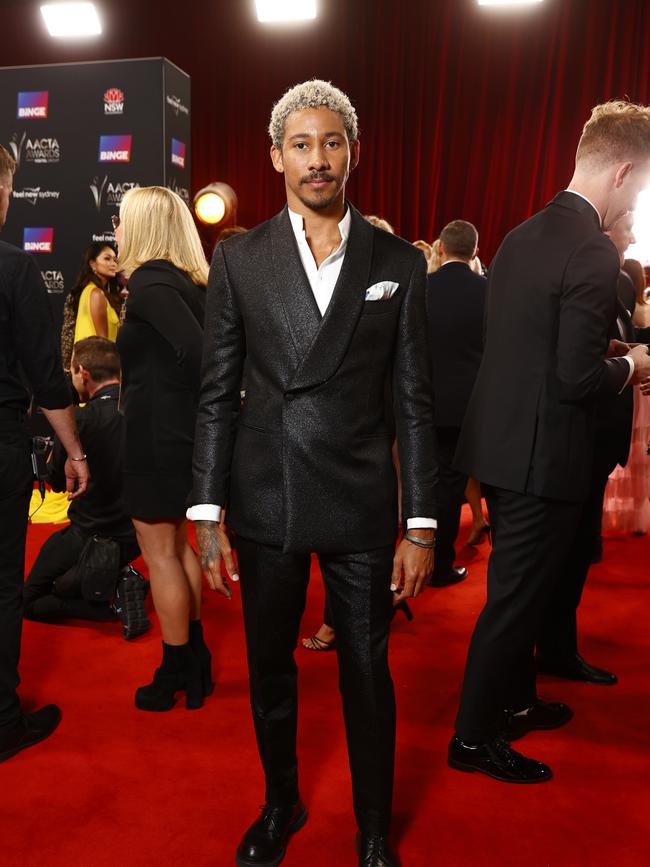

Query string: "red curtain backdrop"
[[4, 0, 650, 259]]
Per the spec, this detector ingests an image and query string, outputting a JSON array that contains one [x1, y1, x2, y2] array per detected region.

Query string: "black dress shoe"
[[502, 699, 573, 741], [236, 802, 307, 867], [429, 566, 467, 587], [448, 735, 552, 783], [0, 705, 62, 763], [537, 652, 618, 685], [356, 832, 399, 867]]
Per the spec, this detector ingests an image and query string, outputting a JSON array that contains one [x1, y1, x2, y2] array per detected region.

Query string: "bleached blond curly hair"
[[268, 79, 359, 149]]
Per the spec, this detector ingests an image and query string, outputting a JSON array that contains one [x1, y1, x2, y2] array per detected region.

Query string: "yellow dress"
[[29, 283, 120, 523], [74, 282, 120, 343]]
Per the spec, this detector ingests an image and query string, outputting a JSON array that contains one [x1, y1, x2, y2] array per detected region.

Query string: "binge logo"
[[171, 138, 186, 169], [104, 88, 125, 115], [24, 227, 54, 254], [99, 134, 132, 163], [17, 91, 49, 119]]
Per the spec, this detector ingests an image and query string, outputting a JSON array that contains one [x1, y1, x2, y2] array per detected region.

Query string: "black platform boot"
[[135, 641, 204, 711], [189, 620, 215, 697]]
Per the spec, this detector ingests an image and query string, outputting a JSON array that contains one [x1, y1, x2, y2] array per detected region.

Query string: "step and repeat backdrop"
[[0, 56, 191, 329]]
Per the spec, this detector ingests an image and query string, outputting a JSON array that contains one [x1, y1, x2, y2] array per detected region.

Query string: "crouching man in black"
[[24, 337, 149, 639]]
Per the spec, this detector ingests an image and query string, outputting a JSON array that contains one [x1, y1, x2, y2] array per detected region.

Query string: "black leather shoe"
[[356, 832, 399, 867], [236, 802, 307, 867], [448, 735, 552, 783], [502, 699, 573, 741], [429, 566, 467, 587], [0, 705, 62, 763], [537, 652, 618, 685]]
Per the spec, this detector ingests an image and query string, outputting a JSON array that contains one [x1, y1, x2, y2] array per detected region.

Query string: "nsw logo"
[[17, 91, 49, 119], [24, 227, 54, 254], [104, 88, 125, 115], [171, 138, 186, 169], [98, 134, 132, 163]]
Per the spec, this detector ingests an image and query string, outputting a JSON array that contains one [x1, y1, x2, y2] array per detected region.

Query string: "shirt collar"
[[563, 189, 603, 228], [288, 206, 351, 243], [439, 259, 471, 268]]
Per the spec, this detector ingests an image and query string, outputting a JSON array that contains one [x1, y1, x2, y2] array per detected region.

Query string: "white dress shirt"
[[188, 209, 436, 530]]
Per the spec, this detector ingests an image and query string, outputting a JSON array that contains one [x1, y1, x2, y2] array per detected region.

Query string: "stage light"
[[40, 3, 102, 37], [478, 0, 542, 6], [628, 191, 650, 266], [193, 183, 238, 226], [256, 1, 317, 23]]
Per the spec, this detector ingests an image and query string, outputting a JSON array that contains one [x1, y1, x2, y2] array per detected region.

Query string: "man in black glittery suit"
[[189, 80, 439, 867]]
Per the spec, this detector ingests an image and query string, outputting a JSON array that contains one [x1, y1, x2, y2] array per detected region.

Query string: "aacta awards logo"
[[168, 178, 190, 205], [8, 132, 26, 168], [104, 88, 125, 115], [41, 270, 65, 294], [98, 135, 132, 163], [8, 132, 60, 167], [171, 138, 186, 169], [24, 227, 54, 253], [17, 91, 49, 120], [90, 175, 140, 210]]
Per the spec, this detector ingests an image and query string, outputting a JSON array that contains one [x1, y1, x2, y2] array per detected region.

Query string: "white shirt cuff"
[[406, 517, 437, 530], [621, 354, 635, 393], [186, 504, 222, 522]]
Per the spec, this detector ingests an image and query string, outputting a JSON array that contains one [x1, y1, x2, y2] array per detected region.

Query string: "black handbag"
[[77, 535, 121, 602]]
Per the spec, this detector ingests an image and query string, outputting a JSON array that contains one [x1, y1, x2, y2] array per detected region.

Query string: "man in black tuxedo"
[[537, 211, 650, 685], [449, 101, 650, 783], [426, 220, 486, 586], [189, 80, 437, 867]]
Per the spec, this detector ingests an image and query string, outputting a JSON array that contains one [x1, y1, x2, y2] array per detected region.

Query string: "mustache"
[[301, 172, 335, 184]]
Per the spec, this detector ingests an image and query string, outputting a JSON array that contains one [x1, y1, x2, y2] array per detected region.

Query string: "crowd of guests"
[[3, 79, 650, 867]]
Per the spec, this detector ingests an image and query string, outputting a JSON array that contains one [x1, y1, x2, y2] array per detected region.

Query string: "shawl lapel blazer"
[[192, 204, 438, 553], [454, 191, 630, 503]]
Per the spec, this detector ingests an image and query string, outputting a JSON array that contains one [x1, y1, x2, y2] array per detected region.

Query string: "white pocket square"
[[365, 281, 399, 301]]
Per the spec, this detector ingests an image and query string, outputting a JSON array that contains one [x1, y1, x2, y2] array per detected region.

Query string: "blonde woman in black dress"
[[116, 186, 211, 710]]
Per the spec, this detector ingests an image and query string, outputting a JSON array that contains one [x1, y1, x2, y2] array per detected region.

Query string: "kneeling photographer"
[[24, 337, 149, 640]]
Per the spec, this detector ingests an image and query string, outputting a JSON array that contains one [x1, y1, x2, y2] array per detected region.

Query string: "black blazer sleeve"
[[191, 244, 245, 507], [557, 235, 629, 401], [393, 252, 439, 520], [127, 271, 204, 384]]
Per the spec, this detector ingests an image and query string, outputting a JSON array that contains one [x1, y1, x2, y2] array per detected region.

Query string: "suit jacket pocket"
[[361, 297, 399, 316]]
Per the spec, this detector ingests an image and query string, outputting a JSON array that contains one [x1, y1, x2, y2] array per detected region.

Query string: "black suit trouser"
[[536, 449, 615, 661], [236, 536, 395, 836], [23, 524, 139, 623], [432, 426, 468, 577], [455, 485, 582, 743], [0, 420, 33, 729]]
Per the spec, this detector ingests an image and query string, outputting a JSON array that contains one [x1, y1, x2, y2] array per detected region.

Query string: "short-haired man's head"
[[71, 336, 121, 383], [440, 220, 478, 260], [268, 79, 359, 149], [0, 145, 16, 179], [576, 100, 650, 170]]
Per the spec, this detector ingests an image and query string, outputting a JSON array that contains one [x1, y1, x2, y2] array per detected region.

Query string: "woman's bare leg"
[[132, 518, 190, 645]]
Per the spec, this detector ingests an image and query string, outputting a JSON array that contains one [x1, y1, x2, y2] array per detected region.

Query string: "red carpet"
[[6, 508, 650, 866]]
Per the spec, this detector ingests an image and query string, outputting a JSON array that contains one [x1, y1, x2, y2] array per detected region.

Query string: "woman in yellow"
[[60, 242, 121, 368], [31, 242, 122, 523]]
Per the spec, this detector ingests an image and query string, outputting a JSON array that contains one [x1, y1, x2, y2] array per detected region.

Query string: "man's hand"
[[607, 339, 630, 358], [64, 456, 89, 500], [195, 517, 239, 599], [628, 344, 650, 384], [390, 528, 435, 602]]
